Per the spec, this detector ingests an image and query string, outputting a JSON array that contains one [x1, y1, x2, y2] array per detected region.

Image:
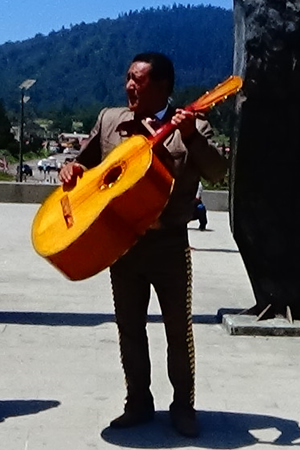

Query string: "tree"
[[48, 105, 74, 133], [0, 100, 16, 148]]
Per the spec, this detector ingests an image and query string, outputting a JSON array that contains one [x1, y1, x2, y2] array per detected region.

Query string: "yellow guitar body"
[[32, 135, 174, 280]]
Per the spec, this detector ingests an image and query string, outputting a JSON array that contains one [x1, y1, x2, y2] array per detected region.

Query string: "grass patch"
[[0, 172, 14, 181]]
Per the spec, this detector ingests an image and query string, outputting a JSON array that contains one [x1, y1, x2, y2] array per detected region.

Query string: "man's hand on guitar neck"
[[59, 161, 85, 185], [171, 108, 197, 140]]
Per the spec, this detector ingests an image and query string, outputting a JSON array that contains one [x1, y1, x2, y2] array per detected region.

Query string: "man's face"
[[126, 61, 168, 116]]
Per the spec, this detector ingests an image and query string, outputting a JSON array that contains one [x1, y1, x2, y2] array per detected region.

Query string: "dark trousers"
[[110, 226, 195, 410], [192, 200, 207, 229]]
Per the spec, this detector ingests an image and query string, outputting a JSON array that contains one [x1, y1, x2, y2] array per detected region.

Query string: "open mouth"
[[128, 93, 137, 104]]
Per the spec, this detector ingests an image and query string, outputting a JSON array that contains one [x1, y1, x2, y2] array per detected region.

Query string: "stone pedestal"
[[231, 0, 300, 319]]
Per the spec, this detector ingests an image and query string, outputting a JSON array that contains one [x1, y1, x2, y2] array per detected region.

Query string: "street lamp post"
[[18, 79, 36, 182]]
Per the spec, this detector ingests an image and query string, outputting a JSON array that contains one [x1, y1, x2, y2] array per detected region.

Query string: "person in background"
[[192, 181, 208, 231], [59, 52, 228, 438]]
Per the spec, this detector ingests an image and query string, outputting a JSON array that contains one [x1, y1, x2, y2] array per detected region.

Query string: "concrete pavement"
[[1, 203, 300, 450]]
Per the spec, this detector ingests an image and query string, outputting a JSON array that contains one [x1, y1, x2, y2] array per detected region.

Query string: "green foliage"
[[0, 149, 16, 163], [172, 85, 207, 109], [49, 115, 73, 134], [22, 135, 44, 154], [6, 140, 19, 158], [207, 96, 236, 137], [0, 5, 234, 114], [0, 172, 14, 181], [201, 170, 230, 191], [36, 147, 50, 158], [0, 100, 16, 148]]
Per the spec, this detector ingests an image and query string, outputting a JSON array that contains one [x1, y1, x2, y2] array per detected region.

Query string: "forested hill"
[[0, 4, 234, 114]]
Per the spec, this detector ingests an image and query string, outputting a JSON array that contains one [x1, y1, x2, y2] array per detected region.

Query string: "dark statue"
[[230, 0, 300, 320]]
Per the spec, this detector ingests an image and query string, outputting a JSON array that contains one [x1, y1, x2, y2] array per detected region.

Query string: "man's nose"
[[126, 79, 135, 90]]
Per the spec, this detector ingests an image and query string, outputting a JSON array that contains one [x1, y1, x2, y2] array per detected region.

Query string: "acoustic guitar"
[[32, 75, 242, 281]]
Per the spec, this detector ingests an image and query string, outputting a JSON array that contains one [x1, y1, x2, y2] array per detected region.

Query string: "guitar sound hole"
[[103, 165, 123, 188]]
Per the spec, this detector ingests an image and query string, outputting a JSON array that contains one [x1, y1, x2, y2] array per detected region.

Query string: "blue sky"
[[0, 0, 232, 45]]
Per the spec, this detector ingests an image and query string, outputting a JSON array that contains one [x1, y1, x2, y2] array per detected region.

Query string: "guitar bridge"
[[61, 195, 74, 228]]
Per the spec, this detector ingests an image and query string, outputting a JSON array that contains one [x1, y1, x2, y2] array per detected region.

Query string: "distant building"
[[58, 133, 89, 150]]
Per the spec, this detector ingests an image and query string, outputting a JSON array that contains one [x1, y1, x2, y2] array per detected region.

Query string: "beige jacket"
[[77, 106, 227, 227]]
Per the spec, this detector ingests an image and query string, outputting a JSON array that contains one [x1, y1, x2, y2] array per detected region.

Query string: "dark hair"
[[132, 52, 175, 95]]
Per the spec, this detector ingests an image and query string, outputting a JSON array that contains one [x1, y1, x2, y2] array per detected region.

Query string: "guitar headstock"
[[188, 75, 243, 112]]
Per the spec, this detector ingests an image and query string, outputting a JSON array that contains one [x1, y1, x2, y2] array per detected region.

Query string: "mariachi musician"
[[59, 52, 228, 438]]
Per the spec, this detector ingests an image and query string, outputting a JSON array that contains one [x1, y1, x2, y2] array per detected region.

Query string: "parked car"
[[37, 157, 60, 173]]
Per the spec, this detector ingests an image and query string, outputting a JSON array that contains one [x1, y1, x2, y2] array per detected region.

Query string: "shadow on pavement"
[[101, 410, 300, 448], [190, 247, 239, 253], [0, 311, 224, 326], [0, 399, 60, 423]]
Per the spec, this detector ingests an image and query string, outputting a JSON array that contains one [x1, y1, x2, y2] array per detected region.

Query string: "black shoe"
[[170, 404, 199, 438], [199, 225, 206, 231], [110, 408, 154, 428]]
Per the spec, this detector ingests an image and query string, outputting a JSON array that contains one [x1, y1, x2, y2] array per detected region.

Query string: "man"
[[59, 52, 227, 437]]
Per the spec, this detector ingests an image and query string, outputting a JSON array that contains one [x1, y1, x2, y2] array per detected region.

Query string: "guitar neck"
[[149, 75, 243, 148], [150, 121, 177, 146]]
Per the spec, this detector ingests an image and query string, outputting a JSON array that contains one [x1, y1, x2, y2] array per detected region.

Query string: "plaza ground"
[[1, 204, 300, 449]]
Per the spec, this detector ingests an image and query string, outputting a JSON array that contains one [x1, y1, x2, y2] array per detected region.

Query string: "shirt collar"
[[154, 104, 169, 121]]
